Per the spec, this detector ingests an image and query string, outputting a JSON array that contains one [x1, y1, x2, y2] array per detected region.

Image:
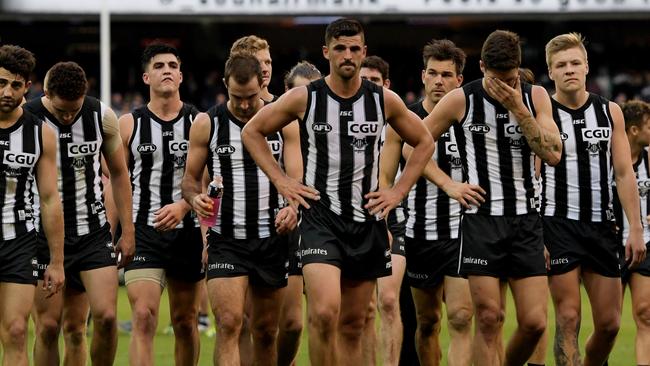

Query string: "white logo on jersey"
[[340, 110, 353, 117], [582, 127, 610, 155], [162, 131, 174, 137], [312, 123, 332, 134], [59, 132, 72, 138], [215, 145, 235, 155], [168, 140, 188, 153], [3, 152, 37, 167], [504, 123, 526, 147], [638, 179, 650, 197], [67, 142, 99, 157], [468, 124, 490, 134], [0, 140, 9, 147], [348, 121, 379, 152], [267, 140, 282, 154], [137, 143, 157, 154]]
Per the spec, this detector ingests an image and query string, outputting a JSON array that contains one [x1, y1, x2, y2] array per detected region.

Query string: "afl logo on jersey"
[[267, 140, 282, 154], [215, 145, 235, 156], [3, 152, 36, 167], [468, 124, 490, 134], [67, 142, 99, 157], [560, 132, 569, 141], [137, 143, 157, 154], [312, 123, 332, 134]]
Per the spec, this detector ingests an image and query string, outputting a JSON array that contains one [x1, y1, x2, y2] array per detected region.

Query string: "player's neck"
[[260, 88, 273, 103], [147, 93, 183, 121], [0, 106, 22, 128], [422, 97, 437, 114], [629, 137, 643, 164], [553, 89, 589, 110], [325, 74, 362, 99]]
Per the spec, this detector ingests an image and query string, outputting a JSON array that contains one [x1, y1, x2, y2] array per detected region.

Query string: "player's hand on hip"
[[115, 231, 135, 268], [42, 262, 64, 298], [192, 194, 214, 218], [442, 181, 486, 209], [277, 176, 320, 210], [154, 202, 189, 231], [364, 188, 402, 220], [275, 206, 298, 235]]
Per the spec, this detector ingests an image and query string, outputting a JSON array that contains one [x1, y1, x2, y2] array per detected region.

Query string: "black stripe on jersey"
[[81, 109, 101, 234], [216, 115, 234, 239], [160, 121, 175, 211], [57, 124, 79, 231], [266, 134, 281, 235], [311, 83, 331, 210], [494, 104, 516, 215], [361, 91, 380, 216], [239, 118, 261, 240], [597, 98, 613, 221], [337, 98, 354, 220], [571, 107, 593, 221], [182, 107, 195, 228], [435, 138, 452, 238], [470, 92, 492, 215], [136, 115, 154, 224]]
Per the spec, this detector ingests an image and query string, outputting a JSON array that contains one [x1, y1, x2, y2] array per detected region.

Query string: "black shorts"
[[286, 229, 302, 276], [125, 224, 204, 283], [543, 216, 621, 277], [459, 214, 546, 278], [0, 230, 38, 285], [299, 201, 391, 281], [405, 236, 460, 288], [387, 214, 406, 258], [37, 224, 116, 291], [206, 231, 289, 288]]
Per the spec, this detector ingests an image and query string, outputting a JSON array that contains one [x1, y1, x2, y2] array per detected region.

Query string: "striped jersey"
[[405, 100, 463, 240], [24, 97, 106, 236], [206, 103, 284, 239], [0, 109, 42, 241], [455, 79, 537, 216], [128, 104, 199, 228], [300, 78, 386, 222], [613, 147, 650, 245], [541, 93, 614, 222]]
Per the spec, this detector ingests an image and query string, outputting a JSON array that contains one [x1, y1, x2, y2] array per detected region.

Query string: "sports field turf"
[[11, 285, 637, 364]]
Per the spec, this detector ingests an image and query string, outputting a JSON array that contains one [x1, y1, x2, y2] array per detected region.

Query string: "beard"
[[0, 97, 20, 113]]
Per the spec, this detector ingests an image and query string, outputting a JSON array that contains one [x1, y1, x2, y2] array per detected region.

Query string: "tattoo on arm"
[[519, 114, 562, 156]]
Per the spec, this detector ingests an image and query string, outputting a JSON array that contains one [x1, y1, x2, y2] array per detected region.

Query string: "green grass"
[[10, 285, 638, 365]]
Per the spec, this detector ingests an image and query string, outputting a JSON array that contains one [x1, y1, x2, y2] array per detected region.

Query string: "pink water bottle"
[[199, 181, 223, 227]]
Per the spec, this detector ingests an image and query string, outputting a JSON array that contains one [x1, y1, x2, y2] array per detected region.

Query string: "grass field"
[[14, 285, 637, 365]]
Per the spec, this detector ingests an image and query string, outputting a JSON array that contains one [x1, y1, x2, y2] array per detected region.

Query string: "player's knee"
[[280, 313, 303, 335], [378, 291, 399, 321], [215, 310, 243, 337], [132, 305, 157, 335], [447, 306, 473, 333], [92, 309, 117, 335], [519, 313, 547, 338], [475, 305, 504, 334], [36, 317, 61, 344], [2, 318, 28, 346], [416, 311, 442, 338], [338, 313, 366, 341], [635, 301, 650, 329], [252, 322, 279, 349], [171, 311, 198, 337], [62, 321, 86, 348], [555, 306, 580, 331], [308, 306, 338, 335], [593, 312, 620, 339]]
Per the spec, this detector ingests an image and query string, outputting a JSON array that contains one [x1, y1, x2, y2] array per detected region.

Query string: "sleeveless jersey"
[[613, 147, 650, 245]]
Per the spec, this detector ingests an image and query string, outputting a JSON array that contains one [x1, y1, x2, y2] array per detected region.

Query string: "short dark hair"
[[481, 30, 521, 71], [422, 39, 466, 75], [141, 42, 180, 71], [284, 61, 321, 90], [361, 56, 389, 82], [45, 61, 87, 101], [0, 45, 36, 82], [325, 18, 364, 45], [224, 53, 263, 87], [621, 100, 650, 131]]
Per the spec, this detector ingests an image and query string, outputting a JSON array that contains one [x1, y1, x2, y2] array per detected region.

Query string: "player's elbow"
[[544, 151, 561, 166], [241, 123, 260, 148]]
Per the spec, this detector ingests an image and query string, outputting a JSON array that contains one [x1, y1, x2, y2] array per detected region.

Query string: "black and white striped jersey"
[[455, 79, 537, 216], [24, 97, 106, 236], [541, 93, 614, 222], [613, 147, 650, 245], [128, 104, 199, 229], [0, 110, 42, 241], [206, 103, 284, 239], [300, 78, 386, 222], [405, 100, 463, 240]]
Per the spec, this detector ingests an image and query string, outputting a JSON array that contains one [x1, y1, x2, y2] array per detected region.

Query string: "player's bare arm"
[[241, 86, 320, 209], [36, 123, 65, 297], [365, 88, 434, 218], [103, 107, 135, 267], [378, 125, 401, 190], [274, 120, 302, 234], [485, 77, 562, 165], [611, 101, 647, 267], [182, 112, 213, 218]]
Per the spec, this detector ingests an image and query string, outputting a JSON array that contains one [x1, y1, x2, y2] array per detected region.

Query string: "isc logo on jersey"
[[67, 142, 99, 157], [168, 140, 188, 153], [347, 121, 379, 137], [3, 152, 37, 167], [215, 145, 235, 156]]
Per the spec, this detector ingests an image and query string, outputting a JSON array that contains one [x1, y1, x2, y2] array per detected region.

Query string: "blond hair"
[[545, 33, 587, 68], [230, 35, 269, 56]]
